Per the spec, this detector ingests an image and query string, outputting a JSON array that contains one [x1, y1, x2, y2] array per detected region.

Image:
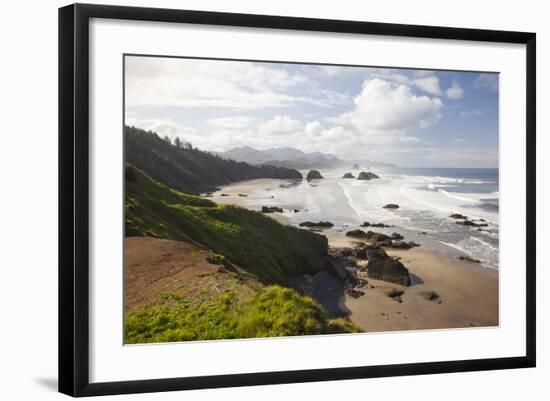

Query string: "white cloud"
[[413, 76, 442, 96], [460, 109, 482, 117], [125, 116, 196, 140], [368, 70, 443, 96], [258, 116, 303, 136], [446, 81, 464, 99], [125, 57, 313, 110], [342, 79, 443, 137], [473, 73, 499, 92], [207, 116, 256, 129]]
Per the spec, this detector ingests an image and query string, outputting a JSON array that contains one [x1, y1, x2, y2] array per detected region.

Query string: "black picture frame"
[[59, 3, 536, 397]]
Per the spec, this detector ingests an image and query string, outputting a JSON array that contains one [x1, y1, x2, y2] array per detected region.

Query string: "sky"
[[125, 55, 499, 168]]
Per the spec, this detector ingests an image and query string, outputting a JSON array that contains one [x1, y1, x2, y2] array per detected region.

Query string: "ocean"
[[239, 167, 499, 269]]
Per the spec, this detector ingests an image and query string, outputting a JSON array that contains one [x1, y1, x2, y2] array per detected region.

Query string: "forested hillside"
[[125, 164, 328, 284], [125, 126, 303, 194]]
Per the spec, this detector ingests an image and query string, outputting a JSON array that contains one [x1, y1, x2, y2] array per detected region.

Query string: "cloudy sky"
[[125, 55, 499, 168]]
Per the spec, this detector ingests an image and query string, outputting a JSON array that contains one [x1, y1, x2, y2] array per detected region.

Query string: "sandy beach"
[[209, 178, 499, 333]]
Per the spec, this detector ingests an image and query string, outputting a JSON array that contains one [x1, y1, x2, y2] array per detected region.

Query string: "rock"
[[390, 232, 404, 240], [261, 206, 283, 213], [363, 231, 392, 242], [346, 288, 365, 298], [355, 244, 388, 260], [328, 247, 354, 258], [294, 209, 300, 213], [419, 290, 439, 301], [352, 163, 360, 170], [390, 241, 412, 250], [220, 193, 230, 197], [367, 257, 411, 286], [361, 222, 392, 228], [384, 288, 404, 298], [346, 229, 369, 238], [420, 231, 427, 235], [456, 220, 489, 227], [306, 170, 324, 180], [449, 213, 468, 219], [299, 221, 334, 228], [342, 172, 355, 179], [458, 255, 481, 263], [377, 239, 393, 247], [408, 241, 421, 247], [383, 204, 399, 209], [238, 193, 248, 197], [357, 171, 380, 180]]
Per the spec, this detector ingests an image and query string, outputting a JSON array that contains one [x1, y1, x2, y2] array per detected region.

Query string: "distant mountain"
[[125, 127, 302, 194], [347, 159, 398, 169], [218, 146, 341, 169], [218, 146, 396, 169]]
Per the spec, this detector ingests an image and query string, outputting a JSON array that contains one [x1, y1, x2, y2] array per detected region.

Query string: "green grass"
[[125, 286, 360, 343], [125, 164, 328, 284]]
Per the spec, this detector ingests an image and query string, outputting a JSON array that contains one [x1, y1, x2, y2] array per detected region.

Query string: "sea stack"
[[352, 163, 360, 169], [357, 171, 380, 180], [342, 172, 355, 179], [306, 170, 324, 180]]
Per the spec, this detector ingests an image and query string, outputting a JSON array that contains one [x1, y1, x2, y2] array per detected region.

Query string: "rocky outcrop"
[[456, 220, 488, 227], [361, 222, 393, 228], [306, 170, 324, 180], [355, 244, 388, 260], [419, 290, 439, 301], [390, 241, 412, 250], [261, 206, 283, 213], [449, 213, 468, 219], [367, 256, 411, 286], [345, 229, 370, 238], [357, 171, 380, 180], [352, 163, 360, 169], [383, 204, 400, 209], [390, 232, 404, 240], [458, 255, 481, 263], [299, 221, 334, 228], [342, 172, 355, 179]]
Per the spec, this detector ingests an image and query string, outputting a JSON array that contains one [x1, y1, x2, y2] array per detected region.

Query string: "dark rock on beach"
[[342, 172, 355, 179], [383, 204, 400, 209], [361, 222, 393, 228], [390, 232, 404, 240], [456, 220, 489, 227], [355, 244, 388, 260], [261, 206, 283, 213], [345, 229, 370, 238], [390, 241, 412, 250], [365, 231, 392, 243], [367, 256, 411, 286], [458, 255, 481, 263], [306, 170, 324, 180], [420, 290, 440, 301], [449, 213, 468, 219], [357, 171, 380, 180], [299, 221, 334, 229]]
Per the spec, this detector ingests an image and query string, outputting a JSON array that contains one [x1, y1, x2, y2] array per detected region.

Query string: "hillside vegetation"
[[125, 126, 303, 194], [125, 164, 328, 284], [125, 285, 359, 343]]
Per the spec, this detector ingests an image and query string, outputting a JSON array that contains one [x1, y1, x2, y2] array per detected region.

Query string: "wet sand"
[[210, 179, 499, 332]]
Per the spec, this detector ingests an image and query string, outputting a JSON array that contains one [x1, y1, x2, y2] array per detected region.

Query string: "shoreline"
[[209, 178, 499, 332]]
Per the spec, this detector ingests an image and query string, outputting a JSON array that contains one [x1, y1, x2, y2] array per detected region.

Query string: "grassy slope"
[[125, 285, 359, 343], [125, 164, 329, 284], [125, 126, 303, 194]]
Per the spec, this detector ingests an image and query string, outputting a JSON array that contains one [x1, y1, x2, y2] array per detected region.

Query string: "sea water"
[[239, 167, 499, 269]]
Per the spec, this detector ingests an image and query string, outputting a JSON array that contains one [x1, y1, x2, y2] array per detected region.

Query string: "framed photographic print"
[[58, 3, 536, 397]]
